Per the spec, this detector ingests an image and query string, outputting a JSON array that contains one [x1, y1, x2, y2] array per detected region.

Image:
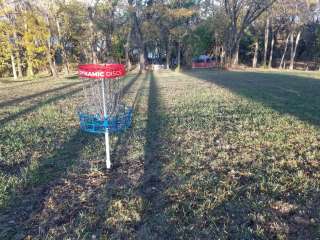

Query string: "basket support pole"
[[101, 79, 111, 169], [105, 130, 111, 169]]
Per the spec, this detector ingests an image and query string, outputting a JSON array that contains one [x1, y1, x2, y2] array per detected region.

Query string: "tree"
[[268, 23, 275, 68], [1, 0, 320, 78], [269, 0, 312, 70], [0, 0, 19, 79], [288, 0, 310, 70], [220, 0, 276, 66], [263, 16, 270, 67], [56, 0, 91, 64], [127, 0, 145, 71], [0, 21, 14, 78], [249, 16, 267, 68], [20, 11, 49, 77], [166, 0, 199, 70]]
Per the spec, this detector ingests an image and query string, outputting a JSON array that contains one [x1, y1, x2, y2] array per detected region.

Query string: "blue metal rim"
[[78, 107, 133, 134]]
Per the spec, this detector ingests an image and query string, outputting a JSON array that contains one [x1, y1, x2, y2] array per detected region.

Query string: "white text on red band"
[[79, 70, 123, 78]]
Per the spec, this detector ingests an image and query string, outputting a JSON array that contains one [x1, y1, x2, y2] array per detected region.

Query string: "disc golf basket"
[[77, 64, 133, 169]]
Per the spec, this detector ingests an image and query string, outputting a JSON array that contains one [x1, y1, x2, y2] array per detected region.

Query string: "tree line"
[[0, 0, 319, 79]]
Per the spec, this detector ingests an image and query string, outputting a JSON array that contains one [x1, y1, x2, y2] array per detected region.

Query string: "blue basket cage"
[[78, 106, 133, 134]]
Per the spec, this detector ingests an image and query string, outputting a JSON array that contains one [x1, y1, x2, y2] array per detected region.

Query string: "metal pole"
[[101, 79, 111, 169], [105, 130, 110, 169]]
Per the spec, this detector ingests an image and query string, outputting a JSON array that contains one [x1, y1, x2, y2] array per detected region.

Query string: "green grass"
[[0, 69, 319, 239]]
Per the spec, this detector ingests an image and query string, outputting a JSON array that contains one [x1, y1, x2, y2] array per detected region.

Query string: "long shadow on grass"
[[0, 73, 143, 238], [111, 73, 146, 158], [185, 69, 320, 127], [79, 73, 148, 238], [0, 130, 93, 239], [135, 71, 176, 238], [96, 71, 176, 238], [122, 72, 141, 96], [0, 77, 62, 92], [179, 69, 320, 238], [52, 72, 147, 239], [0, 72, 139, 119], [0, 86, 83, 125], [0, 74, 55, 85], [97, 71, 143, 164], [0, 72, 141, 174], [0, 82, 82, 108], [0, 72, 142, 173]]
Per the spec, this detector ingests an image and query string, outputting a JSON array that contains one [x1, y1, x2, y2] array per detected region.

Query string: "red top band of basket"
[[78, 64, 126, 79]]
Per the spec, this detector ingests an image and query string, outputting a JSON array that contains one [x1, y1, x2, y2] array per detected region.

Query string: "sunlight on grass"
[[0, 69, 319, 239]]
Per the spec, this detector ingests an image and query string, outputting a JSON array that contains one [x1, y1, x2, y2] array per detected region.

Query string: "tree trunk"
[[47, 54, 57, 78], [176, 41, 181, 71], [268, 33, 275, 68], [252, 40, 259, 68], [91, 41, 98, 64], [88, 7, 98, 64], [263, 18, 270, 67], [27, 59, 34, 77], [13, 31, 23, 78], [280, 33, 291, 69], [62, 49, 70, 74], [144, 45, 148, 66], [83, 47, 89, 62], [128, 0, 144, 70], [228, 33, 241, 67], [56, 19, 70, 74], [24, 18, 34, 77], [220, 46, 225, 68], [289, 31, 301, 70], [166, 49, 170, 69], [225, 22, 239, 66], [125, 46, 131, 70], [289, 32, 294, 70], [139, 50, 145, 72], [125, 30, 131, 70], [10, 54, 18, 80], [16, 51, 23, 78], [46, 18, 57, 78], [185, 46, 193, 68], [232, 40, 240, 66], [166, 40, 170, 69]]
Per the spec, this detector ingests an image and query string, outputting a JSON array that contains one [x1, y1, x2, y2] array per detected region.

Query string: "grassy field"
[[0, 69, 319, 239]]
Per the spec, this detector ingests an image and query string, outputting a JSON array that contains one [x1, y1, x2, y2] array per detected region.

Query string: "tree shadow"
[[170, 69, 320, 238], [0, 82, 82, 108], [0, 78, 60, 92], [0, 79, 32, 84], [0, 74, 64, 85], [122, 72, 141, 96], [0, 72, 141, 171], [107, 72, 148, 161], [93, 71, 177, 239], [184, 69, 320, 127], [135, 71, 176, 238], [97, 69, 319, 239], [0, 72, 138, 112], [0, 86, 83, 125], [111, 72, 147, 158], [0, 72, 145, 239], [0, 130, 92, 239], [67, 72, 147, 239], [64, 75, 78, 80], [197, 158, 320, 239]]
